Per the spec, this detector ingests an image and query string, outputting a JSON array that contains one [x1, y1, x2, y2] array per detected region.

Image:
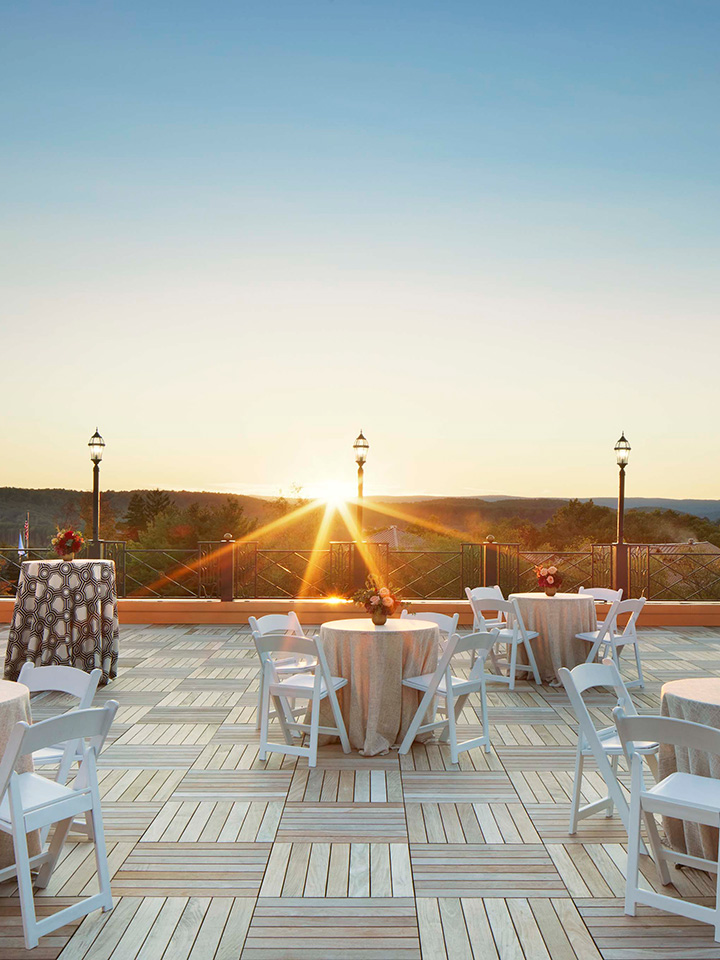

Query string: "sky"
[[2, 1, 719, 500]]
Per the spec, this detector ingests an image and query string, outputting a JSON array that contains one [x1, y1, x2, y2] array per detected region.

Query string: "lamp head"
[[614, 432, 630, 467], [88, 428, 105, 464], [353, 430, 369, 465]]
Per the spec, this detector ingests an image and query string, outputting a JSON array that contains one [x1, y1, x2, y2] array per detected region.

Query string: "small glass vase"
[[371, 609, 388, 626], [544, 586, 557, 597]]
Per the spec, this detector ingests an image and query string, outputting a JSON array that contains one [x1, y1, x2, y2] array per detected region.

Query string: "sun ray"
[[135, 498, 327, 597], [349, 497, 469, 542], [297, 500, 338, 599], [335, 500, 382, 582]]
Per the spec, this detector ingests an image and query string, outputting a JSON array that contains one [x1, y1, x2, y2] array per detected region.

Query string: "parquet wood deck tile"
[[113, 842, 271, 896], [4, 622, 720, 959], [410, 844, 568, 898], [244, 898, 421, 959], [276, 803, 408, 842]]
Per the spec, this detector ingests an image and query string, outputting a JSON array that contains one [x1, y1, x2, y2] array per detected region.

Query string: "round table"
[[0, 680, 40, 868], [318, 617, 440, 756], [660, 678, 720, 859], [509, 592, 597, 683], [4, 559, 119, 685]]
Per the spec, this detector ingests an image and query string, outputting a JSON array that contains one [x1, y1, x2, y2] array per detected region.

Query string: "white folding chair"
[[399, 630, 497, 764], [578, 598, 646, 688], [615, 707, 720, 940], [578, 586, 623, 633], [0, 703, 118, 950], [18, 663, 104, 840], [465, 595, 540, 688], [559, 658, 658, 837], [465, 586, 505, 630], [576, 598, 621, 664], [401, 610, 459, 648], [249, 614, 316, 730], [258, 633, 350, 767]]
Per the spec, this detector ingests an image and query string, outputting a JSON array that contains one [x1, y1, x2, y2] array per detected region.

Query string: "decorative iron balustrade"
[[1, 540, 720, 600]]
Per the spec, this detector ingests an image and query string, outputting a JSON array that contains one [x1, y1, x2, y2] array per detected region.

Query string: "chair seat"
[[495, 628, 539, 642], [584, 726, 658, 755], [645, 771, 720, 817], [403, 673, 476, 696], [269, 673, 347, 697], [0, 773, 76, 828]]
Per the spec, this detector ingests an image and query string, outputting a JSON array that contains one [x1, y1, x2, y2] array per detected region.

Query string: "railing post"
[[219, 534, 235, 602], [613, 542, 629, 596], [483, 537, 498, 588]]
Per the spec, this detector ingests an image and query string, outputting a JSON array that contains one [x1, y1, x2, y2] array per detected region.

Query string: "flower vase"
[[60, 552, 75, 562], [371, 609, 388, 626], [544, 587, 557, 597]]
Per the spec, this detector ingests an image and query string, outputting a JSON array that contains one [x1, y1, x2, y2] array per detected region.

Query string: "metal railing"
[[2, 540, 719, 600]]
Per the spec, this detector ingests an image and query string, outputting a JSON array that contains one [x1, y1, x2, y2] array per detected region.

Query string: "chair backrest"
[[254, 631, 333, 693], [614, 706, 720, 761], [465, 589, 513, 629], [613, 598, 646, 637], [560, 658, 638, 717], [401, 610, 459, 636], [428, 630, 499, 693], [0, 702, 119, 802], [18, 663, 102, 709], [466, 586, 505, 603], [248, 612, 303, 638], [579, 586, 623, 602]]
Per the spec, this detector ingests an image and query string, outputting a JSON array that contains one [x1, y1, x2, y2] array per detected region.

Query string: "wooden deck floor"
[[3, 623, 720, 959]]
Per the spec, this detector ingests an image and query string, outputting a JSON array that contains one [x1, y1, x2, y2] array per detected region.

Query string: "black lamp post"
[[88, 429, 105, 558], [614, 432, 630, 594], [353, 430, 369, 538]]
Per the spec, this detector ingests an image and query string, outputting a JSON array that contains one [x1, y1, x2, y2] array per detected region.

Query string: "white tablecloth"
[[318, 618, 439, 756], [510, 592, 597, 683], [660, 678, 720, 859], [0, 680, 40, 868]]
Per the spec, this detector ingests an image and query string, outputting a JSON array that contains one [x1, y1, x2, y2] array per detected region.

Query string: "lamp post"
[[88, 429, 105, 558], [353, 430, 369, 538], [613, 432, 630, 594]]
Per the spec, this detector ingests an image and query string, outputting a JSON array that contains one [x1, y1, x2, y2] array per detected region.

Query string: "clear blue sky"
[[3, 1, 719, 498]]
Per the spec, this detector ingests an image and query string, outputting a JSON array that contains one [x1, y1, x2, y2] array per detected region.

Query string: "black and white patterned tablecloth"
[[4, 559, 119, 685]]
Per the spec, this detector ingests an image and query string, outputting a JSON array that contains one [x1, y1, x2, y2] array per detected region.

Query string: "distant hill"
[[0, 487, 273, 546], [2, 487, 720, 547]]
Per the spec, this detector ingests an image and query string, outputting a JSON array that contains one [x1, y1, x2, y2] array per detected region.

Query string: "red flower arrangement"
[[51, 528, 84, 558], [352, 575, 406, 625], [535, 563, 562, 595]]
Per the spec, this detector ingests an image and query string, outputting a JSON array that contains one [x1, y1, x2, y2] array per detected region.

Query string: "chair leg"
[[308, 693, 321, 768], [523, 637, 541, 685], [35, 816, 74, 889], [643, 809, 671, 886], [625, 765, 643, 917], [255, 672, 264, 730], [12, 826, 39, 949], [585, 639, 602, 664], [508, 641, 518, 691], [569, 745, 584, 835], [480, 676, 490, 752], [607, 755, 619, 817], [633, 644, 645, 689], [259, 670, 272, 760], [327, 686, 351, 754], [399, 686, 437, 755]]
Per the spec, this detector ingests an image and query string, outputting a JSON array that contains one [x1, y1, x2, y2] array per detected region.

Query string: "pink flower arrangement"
[[352, 576, 405, 617], [534, 563, 562, 590]]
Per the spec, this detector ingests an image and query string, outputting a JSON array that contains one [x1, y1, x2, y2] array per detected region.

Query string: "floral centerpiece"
[[535, 563, 562, 597], [352, 575, 405, 625], [51, 528, 84, 561]]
